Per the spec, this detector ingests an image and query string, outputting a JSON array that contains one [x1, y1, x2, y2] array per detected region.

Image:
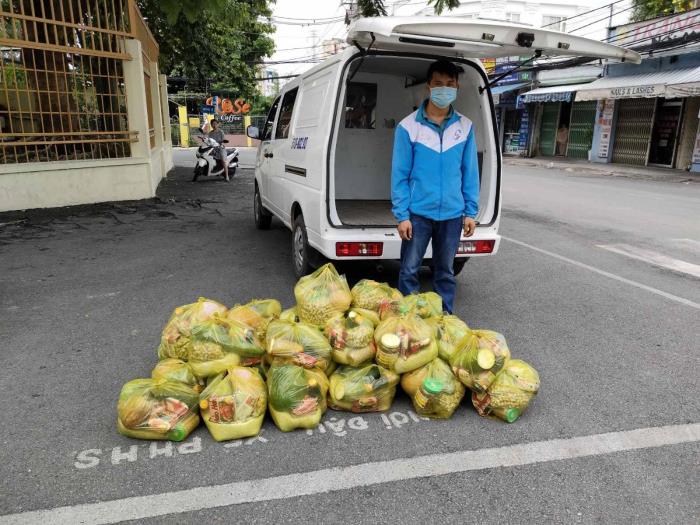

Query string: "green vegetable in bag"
[[426, 315, 471, 362], [472, 359, 540, 423], [294, 263, 352, 327], [380, 292, 443, 320], [325, 310, 376, 366], [351, 279, 402, 313], [402, 358, 465, 419], [266, 319, 332, 371], [329, 364, 399, 413], [267, 365, 328, 431], [450, 330, 510, 393], [157, 297, 228, 360]]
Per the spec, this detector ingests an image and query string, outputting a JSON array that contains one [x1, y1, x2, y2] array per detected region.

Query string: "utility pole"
[[310, 29, 318, 61]]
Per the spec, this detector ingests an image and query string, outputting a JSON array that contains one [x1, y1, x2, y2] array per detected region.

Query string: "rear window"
[[275, 88, 298, 140]]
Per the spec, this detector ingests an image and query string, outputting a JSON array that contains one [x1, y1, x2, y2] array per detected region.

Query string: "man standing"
[[391, 59, 479, 314]]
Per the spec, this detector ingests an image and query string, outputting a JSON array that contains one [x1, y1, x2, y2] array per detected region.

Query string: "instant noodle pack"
[[117, 263, 540, 441]]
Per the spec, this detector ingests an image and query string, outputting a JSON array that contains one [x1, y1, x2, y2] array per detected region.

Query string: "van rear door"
[[347, 17, 641, 63]]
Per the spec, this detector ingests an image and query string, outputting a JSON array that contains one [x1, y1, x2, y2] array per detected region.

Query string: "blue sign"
[[202, 105, 216, 114]]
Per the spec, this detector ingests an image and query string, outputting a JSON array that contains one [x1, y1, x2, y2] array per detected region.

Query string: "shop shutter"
[[611, 99, 655, 166], [566, 101, 597, 159], [539, 103, 560, 156]]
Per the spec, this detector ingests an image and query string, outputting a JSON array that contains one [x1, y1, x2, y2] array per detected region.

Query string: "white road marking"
[[598, 243, 700, 278], [670, 238, 700, 255], [502, 236, 700, 310], [1, 423, 698, 525]]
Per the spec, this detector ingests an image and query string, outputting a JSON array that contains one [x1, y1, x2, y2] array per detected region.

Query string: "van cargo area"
[[330, 54, 493, 228]]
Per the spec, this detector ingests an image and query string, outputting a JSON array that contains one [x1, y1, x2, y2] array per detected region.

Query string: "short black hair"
[[426, 59, 460, 83], [211, 118, 219, 124]]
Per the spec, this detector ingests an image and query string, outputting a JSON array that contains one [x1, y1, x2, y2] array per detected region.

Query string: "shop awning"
[[491, 82, 529, 105], [519, 83, 588, 104], [665, 67, 700, 98], [575, 68, 700, 101]]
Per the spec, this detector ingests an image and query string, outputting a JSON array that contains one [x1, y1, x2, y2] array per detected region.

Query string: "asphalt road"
[[0, 161, 698, 524]]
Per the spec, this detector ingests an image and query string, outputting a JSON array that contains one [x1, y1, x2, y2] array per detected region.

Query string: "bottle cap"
[[380, 333, 400, 350], [504, 408, 520, 423], [422, 377, 444, 395], [199, 399, 208, 410], [348, 311, 357, 320]]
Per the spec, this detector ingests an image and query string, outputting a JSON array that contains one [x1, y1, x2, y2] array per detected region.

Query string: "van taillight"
[[457, 240, 495, 254], [336, 242, 383, 257]]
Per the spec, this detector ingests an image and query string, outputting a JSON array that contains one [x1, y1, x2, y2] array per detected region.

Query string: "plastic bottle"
[[413, 377, 444, 414]]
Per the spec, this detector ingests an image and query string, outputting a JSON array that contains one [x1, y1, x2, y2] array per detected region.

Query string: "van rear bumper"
[[309, 228, 501, 261]]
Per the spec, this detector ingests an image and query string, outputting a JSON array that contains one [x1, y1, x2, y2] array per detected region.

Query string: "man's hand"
[[463, 217, 476, 237], [397, 220, 412, 241]]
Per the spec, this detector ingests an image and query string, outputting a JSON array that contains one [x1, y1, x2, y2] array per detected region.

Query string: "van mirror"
[[246, 125, 259, 139]]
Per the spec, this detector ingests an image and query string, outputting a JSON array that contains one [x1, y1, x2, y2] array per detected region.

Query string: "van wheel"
[[254, 184, 272, 230], [292, 214, 312, 278]]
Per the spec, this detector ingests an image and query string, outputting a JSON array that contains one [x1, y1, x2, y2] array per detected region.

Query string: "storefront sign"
[[609, 10, 700, 47], [597, 99, 615, 158], [608, 85, 660, 98], [204, 96, 251, 115], [518, 106, 530, 150], [691, 128, 700, 165]]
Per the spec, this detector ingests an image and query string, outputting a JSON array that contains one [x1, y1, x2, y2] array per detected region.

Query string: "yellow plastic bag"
[[187, 315, 266, 379], [199, 367, 267, 441], [449, 330, 511, 393], [267, 365, 328, 432], [374, 311, 438, 374], [426, 315, 471, 362], [227, 299, 281, 341], [266, 319, 332, 371], [472, 359, 540, 423], [117, 379, 200, 441], [157, 297, 228, 360], [328, 364, 399, 413], [280, 306, 299, 322], [401, 358, 465, 419], [350, 279, 402, 312], [294, 263, 352, 327], [151, 358, 202, 392], [380, 292, 443, 320], [325, 310, 376, 366]]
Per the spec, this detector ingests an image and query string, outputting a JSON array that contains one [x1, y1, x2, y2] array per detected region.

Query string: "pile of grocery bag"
[[117, 263, 540, 442]]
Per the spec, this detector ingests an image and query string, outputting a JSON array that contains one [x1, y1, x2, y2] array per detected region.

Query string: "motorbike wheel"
[[229, 166, 237, 178], [192, 166, 200, 182]]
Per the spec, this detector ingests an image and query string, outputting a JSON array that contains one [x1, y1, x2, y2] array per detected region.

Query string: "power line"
[[540, 0, 629, 28]]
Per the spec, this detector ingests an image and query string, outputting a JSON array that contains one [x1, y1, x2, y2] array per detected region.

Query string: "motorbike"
[[193, 131, 239, 182]]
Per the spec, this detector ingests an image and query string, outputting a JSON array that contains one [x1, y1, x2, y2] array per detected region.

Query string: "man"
[[391, 59, 479, 314], [556, 123, 569, 156], [208, 118, 229, 181]]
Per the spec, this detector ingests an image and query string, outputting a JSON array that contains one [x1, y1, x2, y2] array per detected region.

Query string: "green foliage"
[[631, 0, 694, 22], [249, 94, 276, 115], [357, 0, 460, 16], [429, 0, 462, 15], [138, 0, 275, 100]]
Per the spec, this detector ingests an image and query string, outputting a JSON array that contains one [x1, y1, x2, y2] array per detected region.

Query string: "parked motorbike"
[[193, 131, 239, 182]]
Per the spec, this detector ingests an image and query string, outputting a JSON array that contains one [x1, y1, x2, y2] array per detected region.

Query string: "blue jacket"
[[391, 102, 479, 222]]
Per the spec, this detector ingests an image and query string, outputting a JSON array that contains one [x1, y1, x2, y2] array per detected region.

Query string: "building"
[[321, 38, 346, 57], [0, 0, 172, 212]]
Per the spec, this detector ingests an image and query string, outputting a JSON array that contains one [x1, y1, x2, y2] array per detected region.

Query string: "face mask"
[[430, 86, 457, 109]]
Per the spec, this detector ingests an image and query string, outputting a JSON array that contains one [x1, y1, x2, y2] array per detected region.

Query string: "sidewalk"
[[504, 156, 699, 183]]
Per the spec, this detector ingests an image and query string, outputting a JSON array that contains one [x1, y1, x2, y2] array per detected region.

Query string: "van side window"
[[275, 88, 298, 140], [345, 82, 376, 129], [262, 96, 280, 141]]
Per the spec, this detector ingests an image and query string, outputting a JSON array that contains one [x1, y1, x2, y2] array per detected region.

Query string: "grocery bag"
[[266, 319, 332, 372], [450, 330, 511, 393], [294, 263, 352, 327], [280, 306, 299, 322], [117, 379, 200, 441], [325, 310, 376, 366], [380, 292, 443, 320], [350, 279, 402, 312], [426, 314, 471, 362], [472, 359, 540, 423], [267, 365, 328, 431], [151, 358, 202, 392], [374, 310, 438, 374], [157, 297, 228, 360], [401, 358, 465, 419], [199, 367, 267, 441], [188, 315, 266, 379], [328, 364, 399, 413], [227, 299, 281, 341]]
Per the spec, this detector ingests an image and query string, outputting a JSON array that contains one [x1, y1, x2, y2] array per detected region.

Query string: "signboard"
[[518, 106, 530, 150], [203, 95, 251, 115], [576, 83, 665, 102], [597, 99, 615, 159], [609, 10, 700, 47], [691, 127, 700, 165]]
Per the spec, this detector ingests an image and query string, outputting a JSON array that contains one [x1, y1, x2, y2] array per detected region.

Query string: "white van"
[[247, 17, 639, 277]]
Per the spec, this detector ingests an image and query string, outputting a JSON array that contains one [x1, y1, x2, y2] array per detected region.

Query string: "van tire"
[[254, 184, 272, 230], [292, 214, 312, 278]]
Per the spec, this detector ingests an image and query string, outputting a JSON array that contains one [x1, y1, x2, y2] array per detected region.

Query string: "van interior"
[[330, 54, 493, 228]]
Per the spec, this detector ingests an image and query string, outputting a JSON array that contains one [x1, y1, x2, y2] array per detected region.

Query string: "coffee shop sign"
[[204, 96, 251, 115]]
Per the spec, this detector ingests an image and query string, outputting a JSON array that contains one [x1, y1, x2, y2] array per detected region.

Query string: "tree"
[[357, 0, 461, 16], [138, 0, 275, 99], [631, 0, 694, 22]]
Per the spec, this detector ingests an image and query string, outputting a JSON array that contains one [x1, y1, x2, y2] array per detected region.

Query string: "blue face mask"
[[430, 86, 457, 109]]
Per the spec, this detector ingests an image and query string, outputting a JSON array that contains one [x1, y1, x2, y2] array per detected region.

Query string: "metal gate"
[[539, 103, 560, 156], [566, 101, 597, 159], [612, 98, 656, 166]]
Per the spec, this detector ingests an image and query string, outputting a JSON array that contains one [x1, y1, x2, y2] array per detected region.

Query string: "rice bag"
[[374, 311, 438, 374], [328, 364, 399, 413], [117, 379, 200, 441], [426, 314, 471, 362], [187, 315, 266, 379], [472, 359, 540, 423], [227, 299, 281, 341], [294, 263, 352, 327], [151, 358, 202, 392], [450, 330, 511, 393], [199, 367, 267, 441], [350, 279, 402, 312], [401, 358, 465, 419], [157, 297, 228, 360], [266, 319, 332, 371], [380, 292, 443, 320], [325, 310, 376, 366], [267, 365, 328, 432]]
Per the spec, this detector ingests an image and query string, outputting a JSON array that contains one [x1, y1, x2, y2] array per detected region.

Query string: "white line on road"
[[502, 236, 700, 310], [597, 243, 700, 278], [1, 423, 698, 525]]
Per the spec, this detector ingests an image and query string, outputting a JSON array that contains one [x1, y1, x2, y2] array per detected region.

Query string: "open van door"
[[347, 17, 641, 64]]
